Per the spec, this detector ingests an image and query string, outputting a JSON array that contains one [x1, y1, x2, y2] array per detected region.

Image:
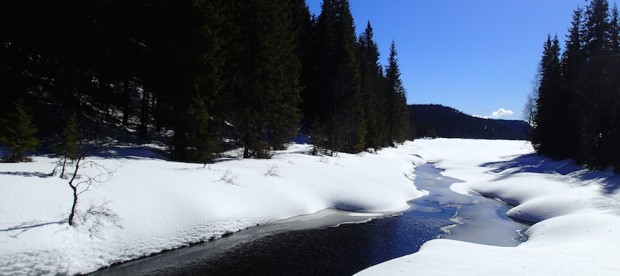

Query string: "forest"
[[531, 0, 620, 171], [0, 0, 410, 163], [410, 104, 531, 140]]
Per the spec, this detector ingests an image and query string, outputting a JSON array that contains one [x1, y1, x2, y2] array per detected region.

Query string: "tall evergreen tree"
[[223, 0, 302, 158], [559, 8, 585, 161], [609, 3, 620, 171], [532, 35, 563, 157], [581, 0, 613, 168], [357, 22, 386, 149], [313, 0, 365, 154], [384, 41, 409, 146]]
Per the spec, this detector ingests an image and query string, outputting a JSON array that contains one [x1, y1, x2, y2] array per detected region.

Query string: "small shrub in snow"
[[264, 164, 280, 177], [218, 169, 238, 185], [75, 200, 121, 238]]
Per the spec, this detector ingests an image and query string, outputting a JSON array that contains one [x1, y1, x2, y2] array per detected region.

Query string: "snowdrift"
[[358, 138, 620, 275], [0, 143, 424, 275]]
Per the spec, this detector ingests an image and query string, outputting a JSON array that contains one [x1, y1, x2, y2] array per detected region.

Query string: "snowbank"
[[358, 138, 620, 275], [0, 143, 425, 275]]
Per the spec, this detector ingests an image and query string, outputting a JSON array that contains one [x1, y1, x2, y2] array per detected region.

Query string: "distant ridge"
[[409, 104, 532, 140]]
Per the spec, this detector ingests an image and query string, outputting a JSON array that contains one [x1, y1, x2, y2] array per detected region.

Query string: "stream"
[[92, 163, 529, 276]]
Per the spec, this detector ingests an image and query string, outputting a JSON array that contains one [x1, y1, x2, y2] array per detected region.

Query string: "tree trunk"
[[60, 157, 67, 179], [67, 158, 81, 226]]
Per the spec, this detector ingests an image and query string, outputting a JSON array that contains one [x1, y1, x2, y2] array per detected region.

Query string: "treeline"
[[411, 104, 531, 140], [531, 0, 620, 171], [0, 0, 410, 162]]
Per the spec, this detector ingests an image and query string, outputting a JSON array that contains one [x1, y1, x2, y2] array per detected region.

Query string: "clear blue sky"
[[306, 0, 590, 120]]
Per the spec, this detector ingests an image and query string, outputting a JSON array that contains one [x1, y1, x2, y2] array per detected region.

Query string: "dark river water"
[[92, 163, 529, 276]]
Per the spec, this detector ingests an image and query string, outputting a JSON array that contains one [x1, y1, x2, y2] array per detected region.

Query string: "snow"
[[357, 138, 620, 276], [4, 138, 620, 275], [0, 143, 425, 275]]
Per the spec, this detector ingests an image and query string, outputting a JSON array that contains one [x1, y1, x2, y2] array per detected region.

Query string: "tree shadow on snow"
[[0, 171, 52, 178], [88, 145, 168, 160], [480, 153, 620, 194], [0, 220, 66, 238]]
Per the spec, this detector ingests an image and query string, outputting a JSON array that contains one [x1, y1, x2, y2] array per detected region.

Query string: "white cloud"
[[491, 108, 514, 118]]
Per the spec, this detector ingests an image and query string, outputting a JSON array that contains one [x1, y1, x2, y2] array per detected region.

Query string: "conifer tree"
[[186, 0, 225, 164], [581, 0, 613, 168], [313, 0, 365, 154], [0, 100, 39, 162], [532, 35, 563, 157], [559, 8, 585, 161], [358, 22, 386, 149], [609, 4, 620, 171], [223, 0, 302, 158], [52, 114, 81, 178], [385, 41, 409, 146]]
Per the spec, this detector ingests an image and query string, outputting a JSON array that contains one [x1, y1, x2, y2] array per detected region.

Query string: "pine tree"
[[358, 21, 386, 149], [0, 100, 39, 162], [559, 8, 585, 161], [52, 114, 81, 178], [186, 0, 226, 164], [385, 41, 409, 146], [222, 0, 302, 158], [609, 3, 620, 171], [581, 0, 613, 168], [313, 0, 365, 154], [532, 35, 563, 157]]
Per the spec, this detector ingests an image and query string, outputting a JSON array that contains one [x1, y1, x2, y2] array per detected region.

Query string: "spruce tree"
[[385, 41, 409, 146], [223, 0, 302, 158], [186, 0, 225, 164], [559, 8, 585, 161], [0, 100, 39, 162], [52, 114, 81, 178], [581, 0, 613, 168], [358, 22, 386, 149], [313, 0, 365, 154], [532, 35, 563, 157], [609, 3, 620, 171]]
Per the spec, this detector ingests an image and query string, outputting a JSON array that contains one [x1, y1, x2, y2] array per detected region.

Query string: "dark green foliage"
[[532, 35, 563, 157], [55, 114, 81, 161], [221, 0, 302, 158], [1, 0, 413, 162], [357, 22, 386, 149], [533, 0, 620, 171], [52, 114, 81, 178], [559, 8, 585, 162], [385, 42, 410, 146], [0, 100, 39, 162], [311, 0, 366, 154]]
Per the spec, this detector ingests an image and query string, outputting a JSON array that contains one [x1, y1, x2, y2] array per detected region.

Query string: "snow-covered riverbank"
[[358, 138, 620, 275], [0, 143, 425, 275], [4, 138, 619, 275]]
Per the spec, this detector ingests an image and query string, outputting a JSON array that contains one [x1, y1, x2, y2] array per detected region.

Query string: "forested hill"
[[409, 104, 531, 140]]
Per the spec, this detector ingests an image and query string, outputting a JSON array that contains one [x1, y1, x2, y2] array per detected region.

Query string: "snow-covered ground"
[[0, 143, 425, 275], [4, 139, 620, 275], [358, 139, 620, 275]]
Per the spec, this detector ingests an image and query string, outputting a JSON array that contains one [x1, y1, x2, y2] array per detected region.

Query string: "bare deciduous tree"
[[67, 157, 114, 226]]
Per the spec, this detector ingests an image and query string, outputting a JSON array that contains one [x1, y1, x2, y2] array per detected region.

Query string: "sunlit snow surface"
[[358, 139, 620, 276], [0, 143, 425, 275], [3, 139, 620, 275]]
